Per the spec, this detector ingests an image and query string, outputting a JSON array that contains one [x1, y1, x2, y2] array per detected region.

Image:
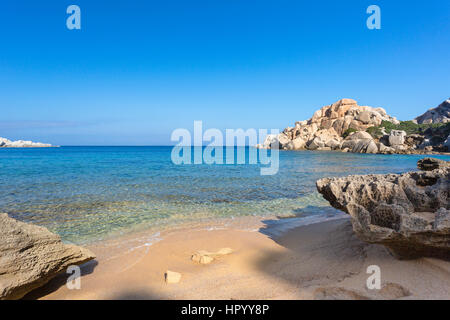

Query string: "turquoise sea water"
[[1, 146, 449, 244]]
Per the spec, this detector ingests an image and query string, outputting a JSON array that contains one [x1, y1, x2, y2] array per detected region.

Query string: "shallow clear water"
[[1, 146, 448, 244]]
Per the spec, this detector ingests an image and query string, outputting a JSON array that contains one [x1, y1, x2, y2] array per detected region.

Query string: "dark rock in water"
[[316, 158, 450, 260], [0, 213, 95, 300], [417, 158, 450, 171]]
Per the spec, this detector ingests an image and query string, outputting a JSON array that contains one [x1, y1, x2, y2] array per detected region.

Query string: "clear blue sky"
[[0, 0, 449, 145]]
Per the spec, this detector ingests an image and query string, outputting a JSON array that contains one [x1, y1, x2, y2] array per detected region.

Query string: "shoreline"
[[1, 144, 448, 154], [24, 213, 450, 300], [274, 148, 450, 156]]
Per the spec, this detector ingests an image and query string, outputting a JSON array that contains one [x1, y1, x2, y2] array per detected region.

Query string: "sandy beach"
[[24, 216, 450, 300]]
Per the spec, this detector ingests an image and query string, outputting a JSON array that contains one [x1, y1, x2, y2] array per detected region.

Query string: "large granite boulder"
[[340, 131, 378, 153], [255, 134, 278, 149], [388, 130, 406, 147], [345, 131, 373, 140], [307, 136, 325, 150], [316, 159, 450, 259], [0, 213, 95, 300], [276, 133, 294, 150], [351, 139, 378, 154], [417, 157, 450, 171], [377, 142, 395, 154], [305, 128, 342, 151], [292, 136, 306, 150]]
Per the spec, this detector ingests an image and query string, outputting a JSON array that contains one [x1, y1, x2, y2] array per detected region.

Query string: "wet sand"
[[26, 216, 450, 300]]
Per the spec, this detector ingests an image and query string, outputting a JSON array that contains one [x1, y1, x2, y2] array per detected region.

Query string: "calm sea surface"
[[1, 146, 448, 244]]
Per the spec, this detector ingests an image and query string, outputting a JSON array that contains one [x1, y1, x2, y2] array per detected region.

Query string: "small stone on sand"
[[165, 270, 181, 284]]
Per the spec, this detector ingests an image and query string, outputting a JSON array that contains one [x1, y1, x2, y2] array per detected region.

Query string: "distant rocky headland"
[[257, 98, 450, 154], [0, 137, 54, 148]]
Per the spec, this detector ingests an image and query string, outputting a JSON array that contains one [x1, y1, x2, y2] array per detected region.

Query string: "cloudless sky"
[[0, 0, 449, 145]]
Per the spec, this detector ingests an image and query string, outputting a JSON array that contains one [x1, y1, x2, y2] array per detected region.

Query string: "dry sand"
[[25, 216, 450, 300]]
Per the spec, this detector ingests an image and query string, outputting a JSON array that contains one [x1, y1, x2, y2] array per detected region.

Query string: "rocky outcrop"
[[256, 98, 450, 154], [0, 213, 95, 300], [298, 98, 398, 140], [316, 159, 450, 260], [256, 98, 403, 153], [415, 99, 450, 124], [0, 137, 53, 148]]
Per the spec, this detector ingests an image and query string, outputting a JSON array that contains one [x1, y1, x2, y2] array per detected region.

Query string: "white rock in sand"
[[215, 248, 234, 255], [192, 252, 215, 264], [191, 248, 234, 264], [164, 270, 181, 284]]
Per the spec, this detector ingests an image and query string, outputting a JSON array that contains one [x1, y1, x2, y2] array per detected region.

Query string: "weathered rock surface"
[[316, 159, 450, 259], [0, 137, 53, 148], [388, 130, 406, 147], [415, 99, 450, 124], [340, 131, 378, 154], [292, 136, 306, 150], [0, 213, 95, 300], [417, 157, 450, 171]]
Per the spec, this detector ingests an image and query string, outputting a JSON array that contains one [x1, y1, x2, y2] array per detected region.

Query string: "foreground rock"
[[415, 98, 450, 124], [0, 137, 53, 148], [316, 159, 450, 259], [0, 213, 95, 300]]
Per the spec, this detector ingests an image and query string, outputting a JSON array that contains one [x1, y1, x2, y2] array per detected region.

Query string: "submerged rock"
[[316, 159, 450, 259], [417, 157, 450, 171], [0, 213, 95, 300]]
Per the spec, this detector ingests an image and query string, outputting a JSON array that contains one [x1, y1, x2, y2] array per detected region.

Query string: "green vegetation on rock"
[[365, 121, 450, 142], [342, 128, 357, 138], [381, 120, 449, 134], [365, 126, 384, 139]]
